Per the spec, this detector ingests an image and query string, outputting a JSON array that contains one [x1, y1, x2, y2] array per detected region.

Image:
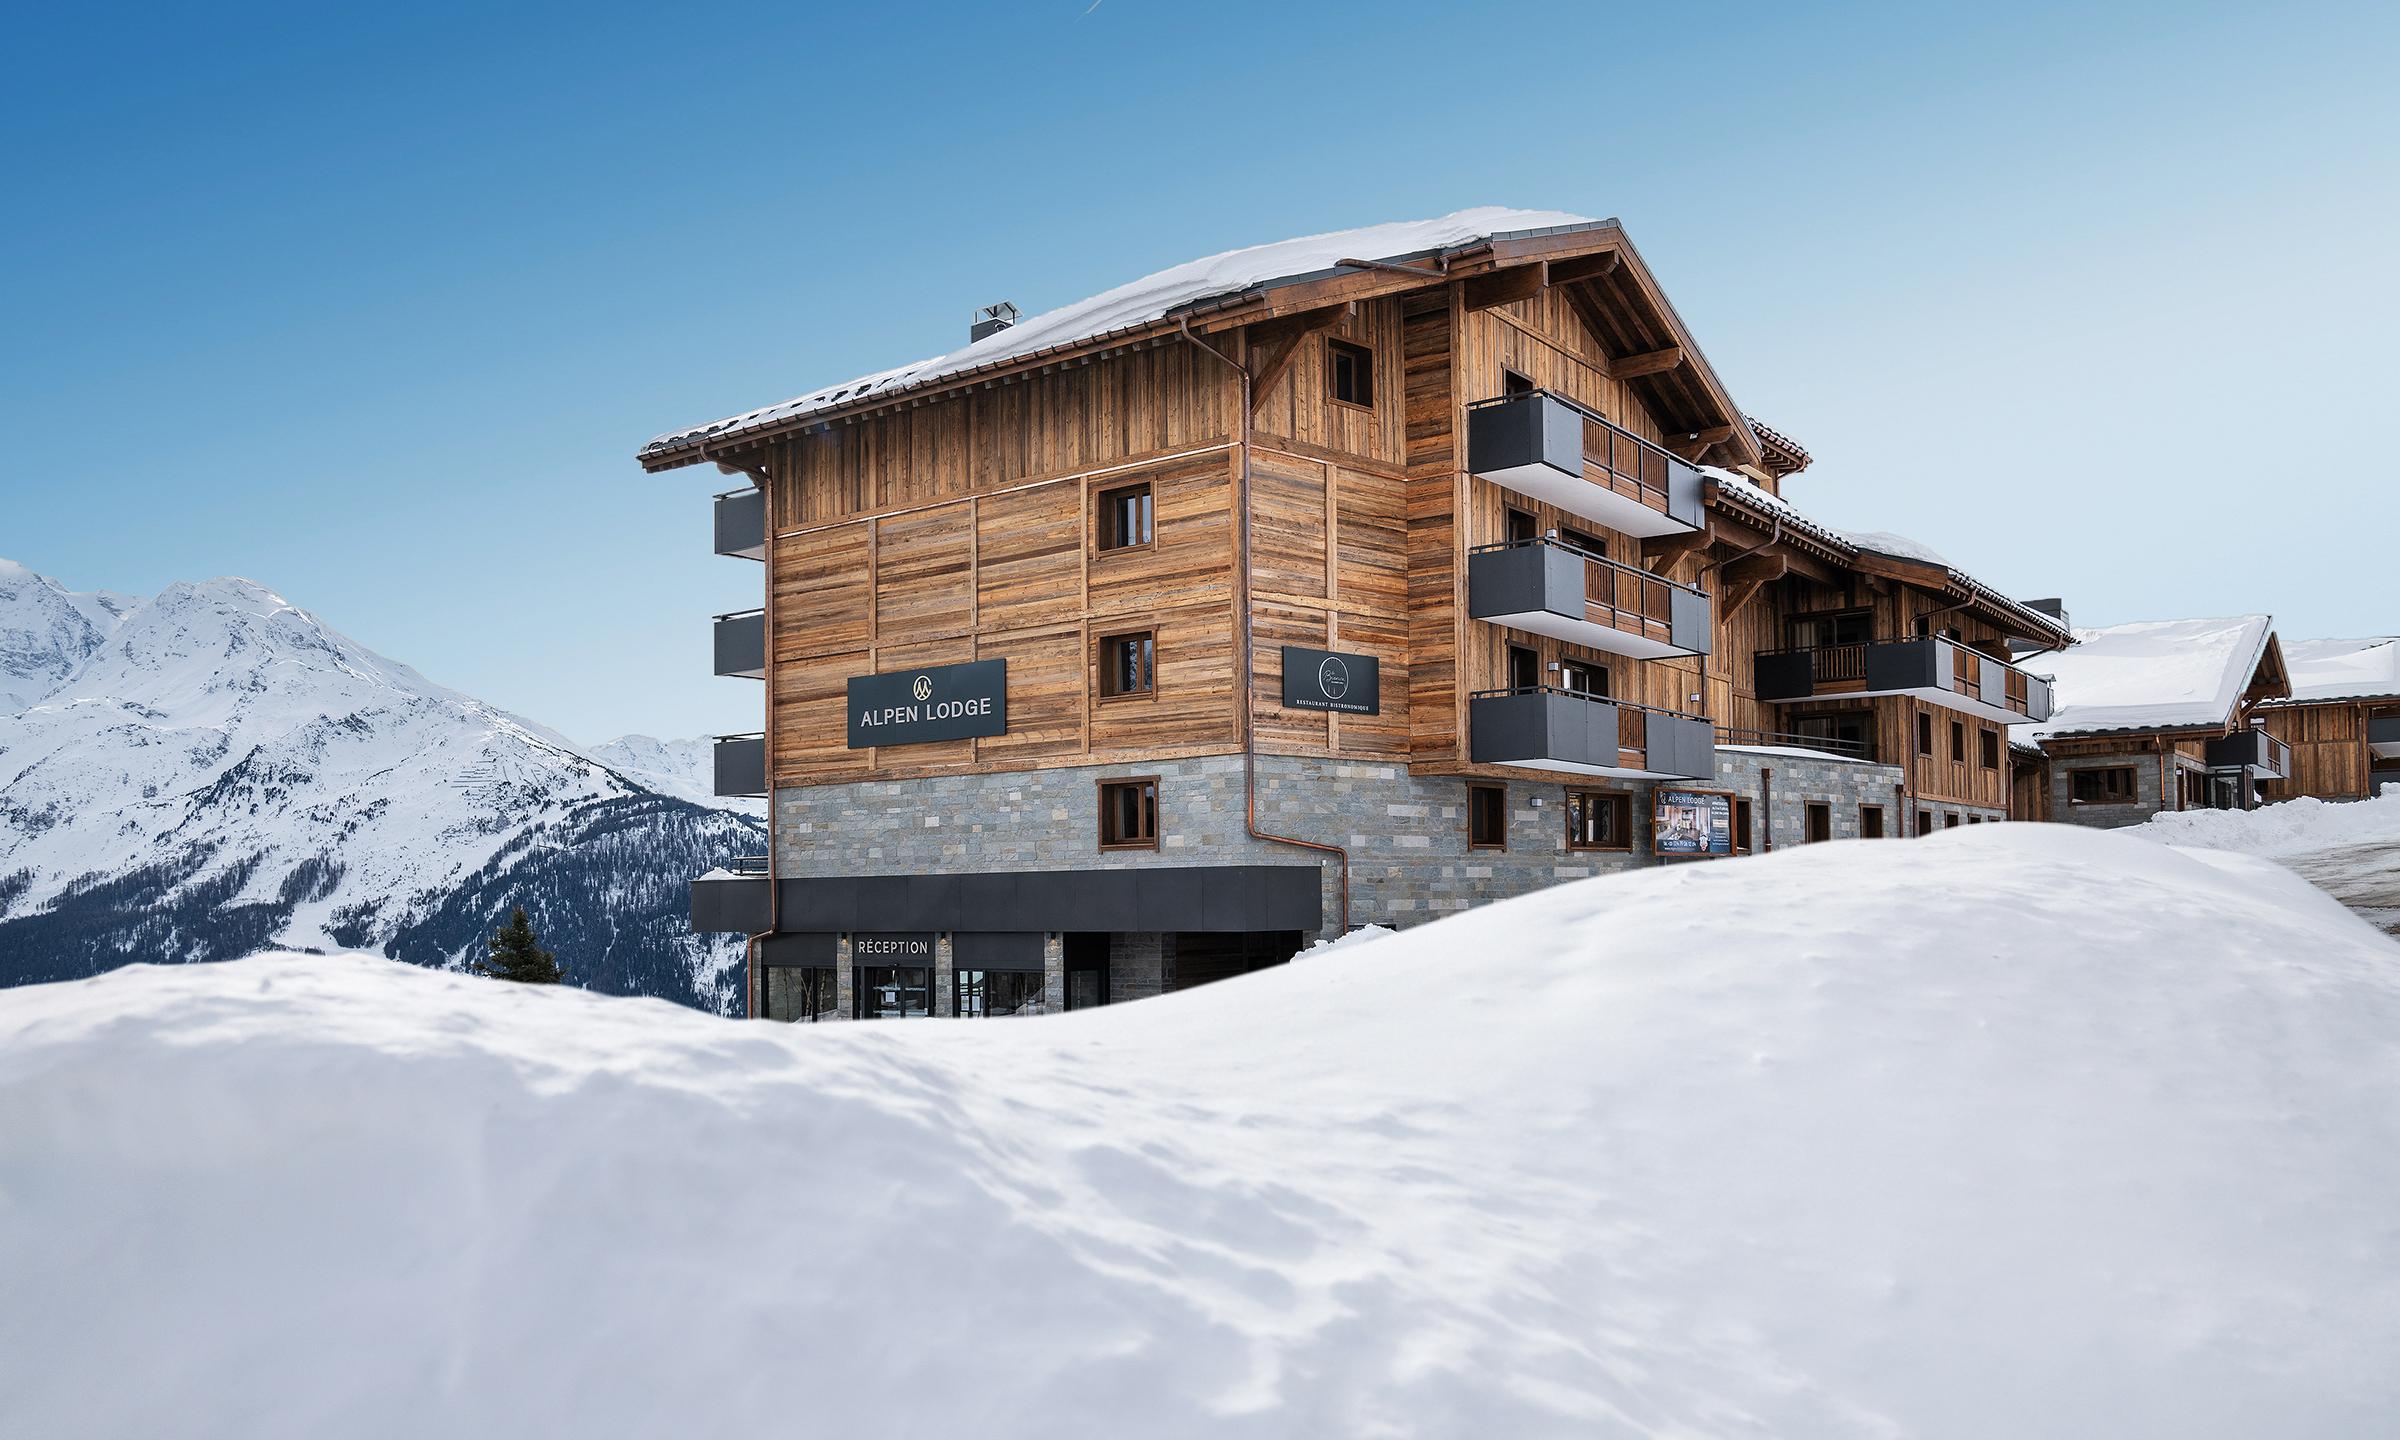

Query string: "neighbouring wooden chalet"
[[2016, 616, 2293, 825], [2257, 637, 2400, 800], [642, 208, 2071, 1021]]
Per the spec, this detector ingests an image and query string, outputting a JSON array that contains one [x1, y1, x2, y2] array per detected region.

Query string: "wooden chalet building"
[[643, 208, 2070, 1021], [2257, 637, 2400, 800], [2016, 616, 2293, 825]]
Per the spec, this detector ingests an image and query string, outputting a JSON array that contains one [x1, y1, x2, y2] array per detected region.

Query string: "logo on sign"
[[847, 659, 1009, 749], [1319, 656, 1349, 700], [912, 674, 933, 702]]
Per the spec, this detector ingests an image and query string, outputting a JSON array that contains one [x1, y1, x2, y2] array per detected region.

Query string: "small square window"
[[1468, 783, 1507, 850], [1096, 482, 1153, 552], [1099, 778, 1159, 850], [1328, 340, 1374, 408], [1565, 790, 1630, 851], [1944, 813, 1961, 829], [1098, 630, 1154, 699]]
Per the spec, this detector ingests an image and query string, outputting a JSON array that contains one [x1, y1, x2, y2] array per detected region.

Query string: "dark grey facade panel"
[[1752, 650, 1815, 703], [1466, 392, 1583, 482], [770, 864, 1319, 935], [713, 611, 766, 678], [713, 487, 766, 559], [1647, 712, 1718, 780], [758, 931, 837, 966], [713, 735, 767, 798], [1669, 586, 1713, 657], [953, 932, 1045, 970], [1864, 637, 1940, 694], [691, 874, 770, 934]]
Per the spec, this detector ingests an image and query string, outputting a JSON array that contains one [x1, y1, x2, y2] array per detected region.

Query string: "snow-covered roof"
[[641, 207, 1604, 463], [2266, 637, 2400, 705], [2025, 615, 2278, 740], [1706, 475, 2070, 643]]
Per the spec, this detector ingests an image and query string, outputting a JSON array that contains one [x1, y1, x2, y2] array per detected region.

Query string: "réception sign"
[[853, 932, 936, 963], [848, 659, 1007, 748], [1280, 646, 1381, 715], [1654, 787, 1734, 857]]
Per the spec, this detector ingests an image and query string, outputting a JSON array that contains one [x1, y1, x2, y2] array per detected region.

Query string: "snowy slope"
[[4, 824, 2396, 1439], [0, 557, 136, 712], [0, 561, 760, 1009], [589, 732, 762, 814], [2139, 791, 2400, 932]]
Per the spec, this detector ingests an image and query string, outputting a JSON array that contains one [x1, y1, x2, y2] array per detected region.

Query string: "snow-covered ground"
[[5, 823, 2398, 1439], [2139, 791, 2400, 931]]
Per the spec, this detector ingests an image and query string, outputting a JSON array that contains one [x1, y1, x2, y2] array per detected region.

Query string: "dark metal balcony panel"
[[2023, 673, 2056, 724], [1469, 690, 1715, 780], [713, 734, 767, 797], [691, 873, 771, 934], [1465, 393, 1701, 539], [771, 864, 1320, 935], [1863, 637, 1943, 693], [1466, 542, 1709, 661], [1753, 650, 1819, 704], [2204, 728, 2286, 777], [714, 487, 767, 561], [713, 610, 766, 679], [2369, 715, 2400, 759]]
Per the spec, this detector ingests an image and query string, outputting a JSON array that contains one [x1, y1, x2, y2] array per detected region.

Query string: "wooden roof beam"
[[1543, 251, 1620, 287], [1245, 304, 1350, 411], [1666, 424, 1738, 462], [1609, 345, 1684, 379], [1461, 264, 1547, 312]]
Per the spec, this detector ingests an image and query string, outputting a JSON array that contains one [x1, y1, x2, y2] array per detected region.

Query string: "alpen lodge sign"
[[848, 660, 1007, 748]]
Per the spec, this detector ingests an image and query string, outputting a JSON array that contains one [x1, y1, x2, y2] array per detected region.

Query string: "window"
[[1805, 802, 1832, 844], [1793, 711, 1873, 760], [1098, 630, 1154, 699], [954, 969, 1049, 1019], [1733, 797, 1755, 853], [1565, 790, 1631, 851], [1502, 368, 1536, 397], [1949, 719, 1967, 763], [1788, 608, 1871, 649], [1506, 507, 1538, 545], [1966, 814, 1982, 824], [1944, 813, 1961, 829], [2070, 766, 2139, 804], [1507, 644, 1541, 692], [1917, 808, 1935, 836], [1557, 527, 1607, 559], [1099, 777, 1159, 850], [1468, 783, 1507, 850], [763, 966, 838, 1022], [1979, 728, 2001, 769], [1328, 339, 1374, 408], [1096, 481, 1153, 552], [1916, 712, 1935, 757], [1860, 805, 1886, 839], [1559, 658, 1609, 698], [854, 967, 931, 1020]]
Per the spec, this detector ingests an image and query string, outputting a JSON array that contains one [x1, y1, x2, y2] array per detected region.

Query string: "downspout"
[[1178, 316, 1353, 934]]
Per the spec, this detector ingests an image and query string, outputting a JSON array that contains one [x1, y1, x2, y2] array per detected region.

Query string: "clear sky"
[[5, 0, 2394, 744]]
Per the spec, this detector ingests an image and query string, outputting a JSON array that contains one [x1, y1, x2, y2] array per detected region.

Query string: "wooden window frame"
[[1860, 805, 1886, 839], [1096, 628, 1156, 703], [1804, 801, 1833, 844], [1094, 480, 1155, 555], [1327, 338, 1375, 411], [1732, 796, 1755, 854], [1786, 605, 1874, 650], [1949, 718, 1967, 764], [1467, 782, 1508, 851], [2070, 765, 2141, 805], [1559, 656, 1610, 699], [1916, 711, 1935, 758], [1564, 789, 1632, 853], [1097, 776, 1160, 851], [1501, 367, 1536, 397], [1506, 642, 1541, 693], [1979, 727, 2001, 770]]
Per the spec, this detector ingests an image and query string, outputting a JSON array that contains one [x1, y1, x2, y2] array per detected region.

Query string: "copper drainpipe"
[[1177, 316, 1352, 933]]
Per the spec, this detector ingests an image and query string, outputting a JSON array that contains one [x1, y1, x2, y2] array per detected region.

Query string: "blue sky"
[[5, 0, 2394, 742]]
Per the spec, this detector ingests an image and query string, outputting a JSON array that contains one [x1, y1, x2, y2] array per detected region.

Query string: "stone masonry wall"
[[2047, 750, 2180, 830]]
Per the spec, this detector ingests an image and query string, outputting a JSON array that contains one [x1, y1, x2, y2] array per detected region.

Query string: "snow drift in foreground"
[[2140, 790, 2400, 932], [5, 826, 2399, 1439]]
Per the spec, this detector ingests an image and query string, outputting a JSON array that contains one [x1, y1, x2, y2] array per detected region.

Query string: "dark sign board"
[[1654, 787, 1735, 857], [852, 932, 936, 963], [848, 659, 1007, 749], [1280, 646, 1380, 715]]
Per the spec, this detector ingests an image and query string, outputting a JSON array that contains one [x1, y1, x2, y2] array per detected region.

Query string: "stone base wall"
[[2048, 751, 2174, 830]]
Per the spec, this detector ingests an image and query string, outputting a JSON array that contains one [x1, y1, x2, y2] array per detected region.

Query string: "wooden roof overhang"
[[639, 221, 1765, 475]]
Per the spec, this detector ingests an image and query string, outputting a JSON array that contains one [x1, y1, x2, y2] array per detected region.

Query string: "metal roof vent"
[[970, 302, 1020, 343]]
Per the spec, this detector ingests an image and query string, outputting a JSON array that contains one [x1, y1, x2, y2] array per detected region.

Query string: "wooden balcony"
[[714, 486, 766, 561], [1468, 539, 1710, 660], [2206, 727, 2291, 779], [713, 608, 765, 679], [1754, 637, 2055, 725], [713, 732, 766, 798], [1464, 391, 1704, 538], [1469, 686, 1716, 780]]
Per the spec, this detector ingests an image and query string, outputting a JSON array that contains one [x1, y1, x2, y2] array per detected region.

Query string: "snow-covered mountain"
[[588, 732, 760, 814], [0, 560, 762, 1011]]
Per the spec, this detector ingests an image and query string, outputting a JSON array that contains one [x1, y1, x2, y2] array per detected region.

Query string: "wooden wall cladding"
[[1249, 299, 1407, 467], [1086, 451, 1236, 615], [974, 483, 1081, 632], [2262, 702, 2371, 800], [874, 503, 974, 640], [1088, 604, 1237, 755]]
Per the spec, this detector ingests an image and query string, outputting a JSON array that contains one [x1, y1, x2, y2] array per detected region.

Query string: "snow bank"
[[2139, 788, 2400, 858], [5, 825, 2400, 1438]]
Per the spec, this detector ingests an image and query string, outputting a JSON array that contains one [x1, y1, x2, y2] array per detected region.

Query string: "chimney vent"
[[971, 301, 1020, 343]]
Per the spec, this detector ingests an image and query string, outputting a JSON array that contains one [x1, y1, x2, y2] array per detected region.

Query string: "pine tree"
[[476, 905, 564, 985]]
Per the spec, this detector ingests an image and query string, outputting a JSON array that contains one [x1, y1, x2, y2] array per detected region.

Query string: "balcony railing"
[[1468, 685, 1716, 780], [1468, 538, 1710, 660], [713, 732, 766, 798], [1714, 726, 1876, 763], [715, 486, 766, 561], [2205, 727, 2291, 780], [1754, 636, 2055, 725], [1464, 391, 1704, 539], [714, 608, 765, 679]]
